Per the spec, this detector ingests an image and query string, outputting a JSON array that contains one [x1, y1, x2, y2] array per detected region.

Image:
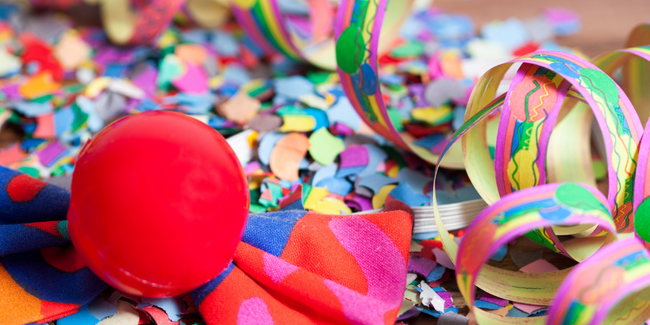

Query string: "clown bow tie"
[[0, 166, 413, 325]]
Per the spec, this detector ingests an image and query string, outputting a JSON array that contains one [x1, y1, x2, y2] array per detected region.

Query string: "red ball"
[[68, 111, 249, 297]]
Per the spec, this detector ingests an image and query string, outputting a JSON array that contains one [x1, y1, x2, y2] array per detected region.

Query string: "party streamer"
[[334, 0, 465, 169], [231, 0, 414, 70]]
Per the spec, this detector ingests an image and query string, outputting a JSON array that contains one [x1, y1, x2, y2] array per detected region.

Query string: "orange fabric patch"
[[0, 264, 43, 325]]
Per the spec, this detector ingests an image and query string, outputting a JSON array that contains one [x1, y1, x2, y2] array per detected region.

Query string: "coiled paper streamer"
[[456, 182, 617, 325], [334, 0, 465, 168], [28, 0, 222, 45], [183, 0, 231, 29], [547, 237, 650, 325], [231, 0, 414, 70]]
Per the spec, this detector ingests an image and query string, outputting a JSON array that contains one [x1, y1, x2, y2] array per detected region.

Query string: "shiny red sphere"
[[68, 111, 249, 297]]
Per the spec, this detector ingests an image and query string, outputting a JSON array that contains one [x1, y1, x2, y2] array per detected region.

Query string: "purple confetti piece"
[[339, 145, 369, 168], [36, 140, 67, 167], [408, 256, 438, 277], [478, 292, 509, 307]]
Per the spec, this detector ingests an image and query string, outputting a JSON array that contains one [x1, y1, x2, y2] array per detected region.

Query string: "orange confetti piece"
[[270, 133, 310, 181], [19, 72, 61, 100], [175, 44, 208, 65]]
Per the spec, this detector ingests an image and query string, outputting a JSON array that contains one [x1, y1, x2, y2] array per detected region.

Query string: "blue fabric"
[[1, 250, 107, 304], [0, 223, 69, 256], [191, 262, 235, 306], [0, 166, 70, 225], [241, 210, 307, 257]]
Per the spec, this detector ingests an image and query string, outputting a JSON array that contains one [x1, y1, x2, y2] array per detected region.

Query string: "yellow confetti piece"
[[372, 184, 397, 209], [209, 75, 225, 90], [303, 186, 328, 210], [279, 115, 316, 132], [410, 106, 452, 124], [248, 175, 266, 190], [85, 77, 111, 98], [312, 197, 351, 215], [299, 93, 328, 110], [157, 29, 179, 49], [247, 131, 258, 148], [387, 165, 400, 178]]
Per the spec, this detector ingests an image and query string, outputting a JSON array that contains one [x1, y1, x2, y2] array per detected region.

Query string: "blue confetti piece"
[[21, 138, 46, 153], [474, 300, 504, 310], [490, 245, 508, 262], [412, 231, 439, 241], [357, 174, 399, 194], [212, 31, 240, 56], [103, 64, 127, 78], [137, 99, 161, 112], [327, 97, 360, 131], [455, 185, 482, 201], [427, 264, 446, 282], [258, 132, 286, 165], [335, 166, 365, 178], [481, 17, 531, 51], [389, 183, 430, 207], [304, 107, 329, 130], [13, 101, 54, 117], [315, 177, 352, 196], [359, 144, 388, 177], [432, 190, 459, 205], [223, 65, 251, 86], [397, 168, 433, 194], [530, 308, 548, 317], [299, 157, 310, 169], [506, 307, 530, 318], [413, 133, 445, 150], [452, 106, 466, 130], [275, 76, 314, 100], [311, 163, 338, 186], [57, 306, 100, 325], [87, 296, 118, 320]]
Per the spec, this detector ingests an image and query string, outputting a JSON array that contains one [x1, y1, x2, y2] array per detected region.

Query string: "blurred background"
[[437, 0, 648, 56]]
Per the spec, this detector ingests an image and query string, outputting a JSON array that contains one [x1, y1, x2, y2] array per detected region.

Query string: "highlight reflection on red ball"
[[67, 111, 249, 297]]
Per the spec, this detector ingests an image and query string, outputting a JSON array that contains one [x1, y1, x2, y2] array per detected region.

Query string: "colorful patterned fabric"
[[0, 166, 108, 325], [0, 166, 413, 325]]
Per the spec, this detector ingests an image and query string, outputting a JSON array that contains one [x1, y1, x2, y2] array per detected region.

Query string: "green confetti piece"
[[380, 145, 407, 168], [306, 71, 333, 85], [8, 111, 21, 124], [390, 41, 425, 58], [18, 166, 39, 178], [308, 127, 345, 166], [387, 108, 403, 131], [31, 94, 53, 104], [249, 204, 267, 214], [51, 165, 66, 177], [157, 54, 185, 90], [71, 103, 88, 132], [276, 105, 306, 116], [250, 189, 261, 205]]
